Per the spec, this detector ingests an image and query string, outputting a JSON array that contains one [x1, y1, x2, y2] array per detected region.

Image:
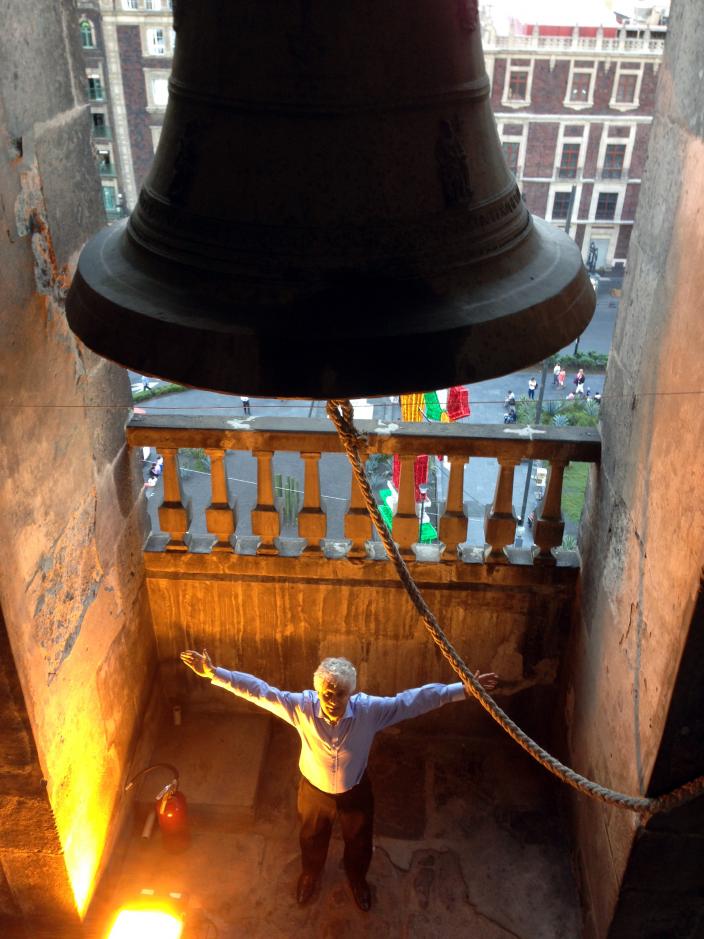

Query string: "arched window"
[[80, 19, 95, 48]]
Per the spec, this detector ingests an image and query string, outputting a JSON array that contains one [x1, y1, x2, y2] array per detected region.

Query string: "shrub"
[[133, 381, 186, 402], [546, 399, 600, 428], [516, 395, 537, 425], [274, 474, 301, 527], [180, 447, 210, 473], [545, 351, 608, 371], [562, 463, 590, 522]]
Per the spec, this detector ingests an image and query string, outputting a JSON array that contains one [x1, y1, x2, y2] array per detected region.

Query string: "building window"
[[508, 70, 527, 101], [97, 148, 115, 176], [558, 143, 580, 179], [147, 28, 166, 55], [610, 61, 644, 110], [80, 19, 95, 48], [145, 0, 162, 9], [595, 192, 619, 221], [502, 58, 533, 107], [602, 144, 626, 179], [615, 73, 637, 103], [91, 112, 110, 138], [102, 185, 117, 211], [145, 72, 170, 108], [564, 60, 596, 110], [152, 78, 168, 106], [501, 142, 520, 174], [123, 0, 139, 9], [569, 73, 591, 103], [88, 77, 104, 101], [552, 191, 572, 220]]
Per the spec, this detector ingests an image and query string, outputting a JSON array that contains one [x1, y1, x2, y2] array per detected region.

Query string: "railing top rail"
[[127, 413, 601, 463]]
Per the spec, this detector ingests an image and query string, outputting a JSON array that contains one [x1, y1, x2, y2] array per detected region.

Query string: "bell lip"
[[66, 216, 596, 399]]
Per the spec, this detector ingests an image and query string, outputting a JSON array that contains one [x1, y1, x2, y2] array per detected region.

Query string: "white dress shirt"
[[212, 668, 466, 794]]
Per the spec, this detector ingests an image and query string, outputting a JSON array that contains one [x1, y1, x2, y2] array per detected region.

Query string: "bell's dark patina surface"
[[66, 0, 595, 398]]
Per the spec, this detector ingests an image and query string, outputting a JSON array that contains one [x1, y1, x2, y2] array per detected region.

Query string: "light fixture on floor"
[[105, 890, 184, 939]]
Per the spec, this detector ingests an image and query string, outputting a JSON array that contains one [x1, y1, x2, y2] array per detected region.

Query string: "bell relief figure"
[[436, 117, 472, 208]]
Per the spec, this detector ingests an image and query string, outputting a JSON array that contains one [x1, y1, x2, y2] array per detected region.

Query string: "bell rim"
[[66, 215, 595, 398]]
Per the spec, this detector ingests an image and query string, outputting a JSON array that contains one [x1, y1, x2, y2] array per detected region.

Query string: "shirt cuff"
[[211, 666, 231, 686], [447, 682, 467, 702]]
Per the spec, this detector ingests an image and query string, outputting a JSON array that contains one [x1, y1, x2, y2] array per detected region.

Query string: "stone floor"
[[85, 711, 584, 939]]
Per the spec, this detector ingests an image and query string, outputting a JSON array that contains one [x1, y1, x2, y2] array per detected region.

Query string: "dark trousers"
[[297, 773, 374, 883]]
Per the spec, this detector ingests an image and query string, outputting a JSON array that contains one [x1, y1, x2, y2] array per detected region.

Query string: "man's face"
[[318, 679, 351, 724]]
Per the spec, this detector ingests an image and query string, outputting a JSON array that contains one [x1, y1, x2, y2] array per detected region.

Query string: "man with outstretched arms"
[[180, 649, 497, 912]]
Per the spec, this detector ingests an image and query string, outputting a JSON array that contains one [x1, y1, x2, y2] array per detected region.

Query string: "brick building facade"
[[77, 0, 174, 219], [482, 5, 667, 270]]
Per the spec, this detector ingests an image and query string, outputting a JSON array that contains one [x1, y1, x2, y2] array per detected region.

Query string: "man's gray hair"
[[314, 657, 357, 694]]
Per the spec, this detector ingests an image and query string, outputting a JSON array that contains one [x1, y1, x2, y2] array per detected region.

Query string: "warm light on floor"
[[106, 908, 183, 939]]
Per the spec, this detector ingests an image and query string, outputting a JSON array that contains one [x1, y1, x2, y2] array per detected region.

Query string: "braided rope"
[[327, 399, 704, 819]]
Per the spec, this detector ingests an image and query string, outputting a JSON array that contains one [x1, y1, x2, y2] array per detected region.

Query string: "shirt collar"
[[314, 694, 354, 724]]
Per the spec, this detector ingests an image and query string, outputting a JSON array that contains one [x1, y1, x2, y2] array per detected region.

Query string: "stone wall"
[[146, 552, 579, 740], [0, 1, 159, 930], [562, 1, 704, 935]]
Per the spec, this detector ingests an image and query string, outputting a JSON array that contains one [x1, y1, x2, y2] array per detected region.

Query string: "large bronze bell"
[[66, 0, 595, 398]]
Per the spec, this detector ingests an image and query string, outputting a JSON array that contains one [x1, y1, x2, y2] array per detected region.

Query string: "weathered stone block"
[[0, 850, 77, 920], [0, 796, 62, 851], [34, 106, 104, 269]]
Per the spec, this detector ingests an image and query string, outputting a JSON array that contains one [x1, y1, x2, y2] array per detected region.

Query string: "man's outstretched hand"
[[180, 648, 216, 679], [473, 668, 499, 693]]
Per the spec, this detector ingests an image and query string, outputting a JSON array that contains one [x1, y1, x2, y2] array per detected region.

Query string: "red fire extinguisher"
[[126, 763, 190, 853], [156, 778, 190, 852]]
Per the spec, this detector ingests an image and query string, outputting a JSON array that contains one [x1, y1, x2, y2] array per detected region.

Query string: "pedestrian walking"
[[241, 395, 251, 416], [573, 368, 586, 395], [558, 368, 566, 389], [144, 455, 163, 497], [504, 389, 516, 410], [528, 376, 538, 400], [553, 363, 561, 386]]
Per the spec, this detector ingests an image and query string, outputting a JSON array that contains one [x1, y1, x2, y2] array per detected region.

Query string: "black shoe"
[[350, 879, 372, 912], [296, 872, 318, 906]]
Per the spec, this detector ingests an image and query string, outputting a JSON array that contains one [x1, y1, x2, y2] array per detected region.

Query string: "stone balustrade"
[[127, 413, 600, 567], [484, 29, 665, 56]]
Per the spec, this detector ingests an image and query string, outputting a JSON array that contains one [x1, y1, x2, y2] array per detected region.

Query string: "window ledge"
[[608, 101, 640, 111], [501, 98, 531, 109]]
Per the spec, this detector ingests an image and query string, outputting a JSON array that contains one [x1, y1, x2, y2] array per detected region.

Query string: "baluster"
[[344, 459, 372, 558], [533, 461, 567, 565], [439, 456, 468, 558], [484, 458, 519, 561], [392, 454, 417, 557], [251, 449, 279, 555], [158, 448, 188, 551], [298, 452, 326, 554], [204, 448, 236, 551]]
